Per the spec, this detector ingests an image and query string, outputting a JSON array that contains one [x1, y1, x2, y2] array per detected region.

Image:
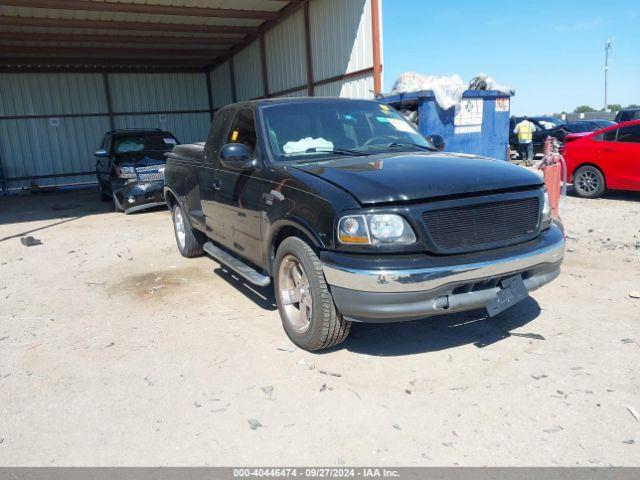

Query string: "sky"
[[381, 0, 640, 116]]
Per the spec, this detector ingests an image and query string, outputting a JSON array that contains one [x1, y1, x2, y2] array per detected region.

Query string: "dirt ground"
[[0, 186, 639, 466]]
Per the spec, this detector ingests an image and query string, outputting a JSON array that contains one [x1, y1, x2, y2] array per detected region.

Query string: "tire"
[[171, 203, 204, 258], [274, 237, 351, 351], [98, 181, 110, 202], [573, 165, 605, 199]]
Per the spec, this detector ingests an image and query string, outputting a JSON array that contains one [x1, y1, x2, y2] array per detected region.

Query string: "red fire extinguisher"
[[537, 136, 566, 218]]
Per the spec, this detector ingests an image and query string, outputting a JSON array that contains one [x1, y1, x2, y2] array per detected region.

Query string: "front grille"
[[135, 165, 164, 182], [422, 196, 540, 253]]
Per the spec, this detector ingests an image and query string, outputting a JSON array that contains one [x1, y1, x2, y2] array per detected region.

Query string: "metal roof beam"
[[0, 57, 209, 66], [1, 46, 227, 57], [0, 32, 245, 46], [0, 15, 258, 35], [0, 66, 207, 73], [1, 0, 281, 20]]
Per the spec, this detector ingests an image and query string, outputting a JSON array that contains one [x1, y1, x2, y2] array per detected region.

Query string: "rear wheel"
[[574, 165, 605, 199], [274, 237, 350, 351], [172, 203, 204, 257]]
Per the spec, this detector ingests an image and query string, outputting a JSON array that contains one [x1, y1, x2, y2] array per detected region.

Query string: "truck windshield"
[[262, 101, 434, 161]]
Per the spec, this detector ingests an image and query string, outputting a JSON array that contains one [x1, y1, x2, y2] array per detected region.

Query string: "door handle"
[[212, 179, 221, 190], [603, 148, 615, 152]]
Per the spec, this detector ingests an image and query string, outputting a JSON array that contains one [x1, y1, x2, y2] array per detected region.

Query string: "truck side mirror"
[[94, 149, 109, 157], [426, 135, 445, 151], [220, 143, 257, 170]]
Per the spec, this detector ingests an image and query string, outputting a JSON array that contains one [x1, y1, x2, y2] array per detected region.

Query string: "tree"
[[625, 104, 640, 109], [607, 104, 622, 112], [574, 105, 597, 114]]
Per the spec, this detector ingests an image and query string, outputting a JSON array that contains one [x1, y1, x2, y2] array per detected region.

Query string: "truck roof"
[[217, 96, 380, 112]]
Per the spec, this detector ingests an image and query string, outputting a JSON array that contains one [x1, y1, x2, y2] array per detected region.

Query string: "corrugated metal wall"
[[0, 72, 212, 191], [209, 0, 378, 105], [309, 0, 372, 82], [109, 73, 210, 144], [265, 8, 307, 94], [314, 74, 374, 98], [210, 62, 233, 109], [234, 41, 264, 101], [0, 73, 107, 116], [0, 73, 110, 190]]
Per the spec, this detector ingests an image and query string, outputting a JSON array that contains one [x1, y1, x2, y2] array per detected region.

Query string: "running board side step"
[[203, 242, 271, 287]]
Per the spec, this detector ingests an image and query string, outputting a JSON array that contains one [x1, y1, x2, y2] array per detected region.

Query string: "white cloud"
[[546, 19, 603, 33]]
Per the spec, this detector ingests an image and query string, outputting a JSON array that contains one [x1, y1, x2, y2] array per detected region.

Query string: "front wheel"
[[274, 237, 350, 351], [574, 165, 605, 199]]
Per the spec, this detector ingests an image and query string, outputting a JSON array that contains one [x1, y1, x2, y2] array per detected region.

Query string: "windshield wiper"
[[383, 142, 436, 152], [303, 147, 370, 156]]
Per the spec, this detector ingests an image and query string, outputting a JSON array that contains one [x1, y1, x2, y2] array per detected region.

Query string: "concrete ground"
[[0, 187, 639, 466]]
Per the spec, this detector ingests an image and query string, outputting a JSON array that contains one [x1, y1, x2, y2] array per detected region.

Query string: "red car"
[[563, 120, 640, 198]]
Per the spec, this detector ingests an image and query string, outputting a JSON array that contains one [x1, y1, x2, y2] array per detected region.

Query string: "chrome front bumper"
[[321, 225, 565, 322], [323, 226, 565, 293]]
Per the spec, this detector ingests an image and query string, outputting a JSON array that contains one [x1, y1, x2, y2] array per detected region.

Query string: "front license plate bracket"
[[486, 274, 529, 317]]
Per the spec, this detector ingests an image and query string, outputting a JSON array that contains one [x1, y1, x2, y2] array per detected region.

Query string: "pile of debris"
[[389, 72, 513, 110]]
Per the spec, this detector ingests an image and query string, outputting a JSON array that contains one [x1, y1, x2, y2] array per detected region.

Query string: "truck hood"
[[290, 152, 543, 205]]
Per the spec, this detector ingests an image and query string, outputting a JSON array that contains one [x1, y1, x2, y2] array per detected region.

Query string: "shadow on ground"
[[566, 185, 640, 202], [0, 187, 167, 242], [325, 296, 542, 357], [219, 265, 543, 356], [0, 188, 109, 225], [214, 266, 277, 311]]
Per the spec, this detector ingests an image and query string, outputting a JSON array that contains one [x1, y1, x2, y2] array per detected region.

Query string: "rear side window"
[[600, 129, 618, 142], [568, 122, 591, 133], [228, 109, 257, 153], [208, 109, 233, 153], [616, 110, 639, 122], [617, 125, 640, 143]]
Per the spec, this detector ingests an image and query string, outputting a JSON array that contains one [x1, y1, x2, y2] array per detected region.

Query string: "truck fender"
[[163, 186, 186, 213], [266, 218, 326, 273]]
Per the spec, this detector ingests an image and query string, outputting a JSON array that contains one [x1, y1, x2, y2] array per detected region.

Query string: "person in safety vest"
[[513, 116, 537, 166]]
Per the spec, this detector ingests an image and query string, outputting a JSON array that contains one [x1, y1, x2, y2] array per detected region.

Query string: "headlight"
[[117, 165, 137, 179], [338, 214, 416, 245], [541, 189, 552, 228], [542, 190, 551, 219]]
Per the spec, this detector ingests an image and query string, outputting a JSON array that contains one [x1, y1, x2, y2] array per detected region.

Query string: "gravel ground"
[[0, 187, 639, 466]]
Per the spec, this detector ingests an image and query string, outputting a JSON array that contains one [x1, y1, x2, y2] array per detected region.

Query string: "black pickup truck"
[[164, 98, 565, 351]]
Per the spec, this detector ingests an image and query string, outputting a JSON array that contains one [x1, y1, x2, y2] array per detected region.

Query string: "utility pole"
[[604, 38, 613, 111]]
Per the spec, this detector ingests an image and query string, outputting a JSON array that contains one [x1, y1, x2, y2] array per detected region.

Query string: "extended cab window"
[[228, 109, 257, 154], [209, 109, 233, 153], [616, 125, 640, 143]]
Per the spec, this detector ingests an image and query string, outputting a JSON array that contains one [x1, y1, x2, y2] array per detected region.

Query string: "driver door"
[[209, 109, 267, 267]]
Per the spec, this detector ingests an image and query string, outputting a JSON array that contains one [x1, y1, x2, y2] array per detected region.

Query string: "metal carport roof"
[[0, 0, 305, 73]]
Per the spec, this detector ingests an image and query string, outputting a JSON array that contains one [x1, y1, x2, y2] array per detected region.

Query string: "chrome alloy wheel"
[[173, 206, 186, 249], [278, 254, 312, 334], [576, 170, 599, 194]]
